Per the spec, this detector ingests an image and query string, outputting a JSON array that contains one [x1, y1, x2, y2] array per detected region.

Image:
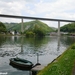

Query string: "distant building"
[[60, 32, 68, 35], [10, 31, 15, 35], [10, 31, 20, 35]]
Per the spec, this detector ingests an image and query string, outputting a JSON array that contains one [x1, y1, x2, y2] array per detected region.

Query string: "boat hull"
[[9, 58, 33, 70]]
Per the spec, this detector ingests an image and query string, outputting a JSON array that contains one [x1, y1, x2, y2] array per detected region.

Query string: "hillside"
[[60, 22, 75, 32], [4, 23, 19, 30], [5, 20, 54, 33]]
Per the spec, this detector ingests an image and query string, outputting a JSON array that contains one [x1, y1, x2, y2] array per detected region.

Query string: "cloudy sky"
[[0, 0, 75, 27]]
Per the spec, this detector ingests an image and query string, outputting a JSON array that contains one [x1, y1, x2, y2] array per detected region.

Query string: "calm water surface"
[[0, 36, 75, 75]]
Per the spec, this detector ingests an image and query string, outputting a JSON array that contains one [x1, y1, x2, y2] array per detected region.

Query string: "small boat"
[[10, 57, 33, 70]]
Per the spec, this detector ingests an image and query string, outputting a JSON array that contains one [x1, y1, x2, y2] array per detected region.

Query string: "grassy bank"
[[37, 44, 75, 75]]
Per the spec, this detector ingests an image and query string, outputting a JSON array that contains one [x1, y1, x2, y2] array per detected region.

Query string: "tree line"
[[60, 22, 75, 33], [0, 22, 7, 33]]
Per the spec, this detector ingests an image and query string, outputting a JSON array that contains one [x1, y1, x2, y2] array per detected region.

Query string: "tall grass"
[[37, 44, 75, 75]]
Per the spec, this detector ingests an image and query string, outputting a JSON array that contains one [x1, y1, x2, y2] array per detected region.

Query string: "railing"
[[0, 14, 75, 35]]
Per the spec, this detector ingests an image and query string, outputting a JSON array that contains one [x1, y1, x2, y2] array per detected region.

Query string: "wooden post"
[[37, 53, 39, 64]]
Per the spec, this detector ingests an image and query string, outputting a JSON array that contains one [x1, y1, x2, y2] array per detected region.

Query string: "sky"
[[0, 0, 75, 28]]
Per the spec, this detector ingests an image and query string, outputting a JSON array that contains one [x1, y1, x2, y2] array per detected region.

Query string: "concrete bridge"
[[0, 14, 75, 36]]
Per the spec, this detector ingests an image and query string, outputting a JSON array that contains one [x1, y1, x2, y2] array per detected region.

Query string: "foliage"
[[5, 23, 19, 32], [0, 22, 7, 33], [33, 26, 45, 37], [25, 23, 46, 37], [71, 45, 75, 49], [37, 44, 75, 75], [25, 31, 35, 37], [60, 22, 75, 32]]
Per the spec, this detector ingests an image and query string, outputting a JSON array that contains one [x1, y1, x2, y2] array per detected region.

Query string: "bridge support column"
[[21, 18, 24, 33], [58, 21, 60, 36]]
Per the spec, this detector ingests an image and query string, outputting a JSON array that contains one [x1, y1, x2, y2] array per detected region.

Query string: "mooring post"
[[21, 18, 24, 33], [37, 53, 39, 64], [58, 21, 60, 36]]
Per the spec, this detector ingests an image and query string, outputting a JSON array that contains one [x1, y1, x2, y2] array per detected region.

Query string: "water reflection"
[[19, 37, 51, 55], [20, 37, 24, 54], [0, 36, 75, 75], [0, 36, 75, 57], [57, 37, 60, 51], [0, 36, 6, 46], [0, 36, 75, 56]]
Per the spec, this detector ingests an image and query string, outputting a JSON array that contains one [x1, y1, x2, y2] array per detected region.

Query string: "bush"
[[26, 31, 35, 37], [71, 45, 75, 49], [33, 28, 45, 37], [0, 22, 7, 33]]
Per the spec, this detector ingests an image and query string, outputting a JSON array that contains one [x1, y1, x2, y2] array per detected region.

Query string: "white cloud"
[[0, 0, 32, 15], [0, 0, 75, 27], [33, 0, 75, 27], [26, 10, 35, 15], [0, 0, 28, 22], [34, 0, 75, 14], [45, 12, 75, 20], [43, 12, 74, 28]]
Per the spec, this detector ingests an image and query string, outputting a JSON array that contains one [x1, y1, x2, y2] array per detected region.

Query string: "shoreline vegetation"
[[37, 43, 75, 75]]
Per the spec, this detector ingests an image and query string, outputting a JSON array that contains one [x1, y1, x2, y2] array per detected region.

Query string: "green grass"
[[37, 44, 75, 75]]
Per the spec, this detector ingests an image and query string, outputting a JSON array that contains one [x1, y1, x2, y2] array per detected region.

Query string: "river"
[[0, 36, 75, 75]]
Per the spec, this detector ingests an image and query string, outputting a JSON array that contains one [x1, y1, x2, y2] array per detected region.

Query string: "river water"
[[0, 36, 75, 75]]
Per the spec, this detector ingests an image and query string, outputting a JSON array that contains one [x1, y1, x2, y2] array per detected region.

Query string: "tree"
[[0, 22, 7, 33], [26, 31, 35, 37], [33, 28, 45, 37], [60, 22, 75, 33]]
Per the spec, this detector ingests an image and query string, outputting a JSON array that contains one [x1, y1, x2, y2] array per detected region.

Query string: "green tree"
[[26, 31, 35, 37], [33, 27, 45, 37], [0, 22, 7, 33], [60, 22, 75, 33]]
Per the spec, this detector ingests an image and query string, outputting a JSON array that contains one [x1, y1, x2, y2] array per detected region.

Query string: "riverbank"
[[37, 43, 75, 75]]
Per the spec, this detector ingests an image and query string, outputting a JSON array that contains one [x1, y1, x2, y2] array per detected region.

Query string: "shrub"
[[33, 28, 45, 37], [0, 22, 7, 33], [26, 31, 35, 37]]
